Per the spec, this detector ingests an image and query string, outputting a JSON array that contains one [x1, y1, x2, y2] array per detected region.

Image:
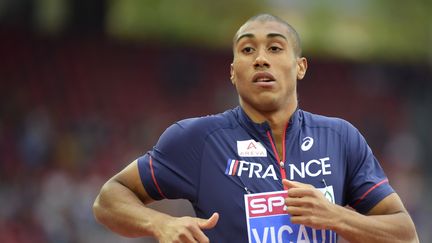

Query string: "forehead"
[[234, 20, 291, 43]]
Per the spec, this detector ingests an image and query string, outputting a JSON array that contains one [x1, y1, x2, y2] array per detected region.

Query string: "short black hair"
[[233, 13, 302, 57]]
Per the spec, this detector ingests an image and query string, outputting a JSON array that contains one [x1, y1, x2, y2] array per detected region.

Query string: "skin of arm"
[[283, 179, 419, 243], [93, 160, 219, 243]]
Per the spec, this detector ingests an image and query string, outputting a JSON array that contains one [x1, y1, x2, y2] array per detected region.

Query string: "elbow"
[[92, 181, 137, 238], [92, 194, 107, 225], [404, 229, 419, 243], [401, 211, 420, 243], [407, 224, 420, 243], [92, 182, 114, 226]]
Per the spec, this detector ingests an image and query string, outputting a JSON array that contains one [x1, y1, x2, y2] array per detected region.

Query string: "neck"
[[240, 100, 297, 132]]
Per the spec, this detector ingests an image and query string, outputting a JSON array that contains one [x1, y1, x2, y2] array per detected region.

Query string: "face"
[[230, 20, 307, 115]]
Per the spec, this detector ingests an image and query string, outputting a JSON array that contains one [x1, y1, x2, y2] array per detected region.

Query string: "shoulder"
[[161, 108, 238, 142], [300, 110, 369, 155], [300, 109, 357, 136]]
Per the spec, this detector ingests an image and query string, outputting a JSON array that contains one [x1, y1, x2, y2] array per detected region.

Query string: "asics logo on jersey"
[[225, 159, 277, 180], [301, 137, 314, 151], [237, 140, 267, 157]]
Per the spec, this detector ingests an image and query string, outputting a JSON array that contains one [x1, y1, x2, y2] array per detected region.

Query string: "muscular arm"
[[335, 193, 419, 243], [283, 180, 418, 243], [93, 160, 218, 242]]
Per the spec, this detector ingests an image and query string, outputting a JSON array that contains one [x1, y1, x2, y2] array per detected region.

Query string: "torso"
[[194, 107, 345, 241]]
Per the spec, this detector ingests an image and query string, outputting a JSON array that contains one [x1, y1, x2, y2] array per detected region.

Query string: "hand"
[[283, 179, 340, 230], [156, 212, 219, 243]]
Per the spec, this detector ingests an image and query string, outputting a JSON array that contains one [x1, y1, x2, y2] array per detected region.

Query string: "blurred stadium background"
[[0, 0, 431, 242]]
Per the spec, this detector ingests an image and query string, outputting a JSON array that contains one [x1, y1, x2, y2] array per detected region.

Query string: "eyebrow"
[[235, 32, 288, 43]]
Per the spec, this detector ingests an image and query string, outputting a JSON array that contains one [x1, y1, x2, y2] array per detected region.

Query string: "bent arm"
[[92, 160, 168, 238], [93, 160, 219, 241], [283, 180, 418, 243], [334, 193, 419, 243]]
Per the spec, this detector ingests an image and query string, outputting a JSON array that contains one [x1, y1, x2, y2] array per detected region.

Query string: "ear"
[[296, 57, 308, 80], [230, 63, 236, 85]]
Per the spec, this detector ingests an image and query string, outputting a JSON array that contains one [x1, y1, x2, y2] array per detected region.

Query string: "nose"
[[253, 51, 270, 69]]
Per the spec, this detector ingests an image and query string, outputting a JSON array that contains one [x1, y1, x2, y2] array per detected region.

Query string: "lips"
[[252, 72, 276, 83]]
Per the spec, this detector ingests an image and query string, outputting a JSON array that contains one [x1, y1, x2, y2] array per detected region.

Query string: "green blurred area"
[[271, 0, 432, 61], [3, 0, 430, 61], [105, 0, 264, 47]]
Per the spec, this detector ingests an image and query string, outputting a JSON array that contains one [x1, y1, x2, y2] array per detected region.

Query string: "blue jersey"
[[137, 107, 394, 242]]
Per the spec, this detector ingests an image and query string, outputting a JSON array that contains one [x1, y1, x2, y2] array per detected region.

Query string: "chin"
[[240, 95, 284, 113], [253, 100, 280, 112]]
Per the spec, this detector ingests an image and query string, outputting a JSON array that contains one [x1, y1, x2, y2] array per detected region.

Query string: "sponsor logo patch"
[[237, 140, 267, 157]]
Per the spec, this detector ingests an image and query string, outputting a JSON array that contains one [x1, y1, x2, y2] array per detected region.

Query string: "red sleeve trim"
[[149, 156, 166, 199], [351, 178, 389, 208]]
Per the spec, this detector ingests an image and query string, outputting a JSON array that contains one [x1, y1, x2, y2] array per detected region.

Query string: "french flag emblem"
[[225, 159, 239, 176]]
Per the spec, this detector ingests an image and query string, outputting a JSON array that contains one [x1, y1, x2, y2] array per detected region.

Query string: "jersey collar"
[[235, 106, 302, 138]]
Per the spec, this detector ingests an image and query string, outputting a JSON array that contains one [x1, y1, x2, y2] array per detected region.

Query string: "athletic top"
[[137, 106, 394, 242]]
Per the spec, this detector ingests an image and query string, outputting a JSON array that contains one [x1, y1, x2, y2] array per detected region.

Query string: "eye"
[[269, 46, 283, 52], [241, 47, 255, 54]]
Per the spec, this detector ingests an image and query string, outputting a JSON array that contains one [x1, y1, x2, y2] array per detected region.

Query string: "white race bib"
[[244, 187, 336, 243]]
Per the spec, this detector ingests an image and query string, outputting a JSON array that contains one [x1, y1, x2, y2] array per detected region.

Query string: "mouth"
[[252, 72, 276, 83]]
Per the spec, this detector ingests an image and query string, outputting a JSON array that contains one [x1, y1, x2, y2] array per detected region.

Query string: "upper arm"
[[112, 159, 155, 205], [137, 121, 206, 202], [366, 192, 406, 216], [366, 193, 419, 242]]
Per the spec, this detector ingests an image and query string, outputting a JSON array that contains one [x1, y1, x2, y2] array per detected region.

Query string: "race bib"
[[244, 187, 337, 243]]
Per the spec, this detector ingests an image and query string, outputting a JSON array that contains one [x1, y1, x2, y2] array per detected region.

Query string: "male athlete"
[[93, 14, 418, 242]]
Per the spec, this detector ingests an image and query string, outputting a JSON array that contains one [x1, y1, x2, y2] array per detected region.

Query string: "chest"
[[198, 128, 346, 211]]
